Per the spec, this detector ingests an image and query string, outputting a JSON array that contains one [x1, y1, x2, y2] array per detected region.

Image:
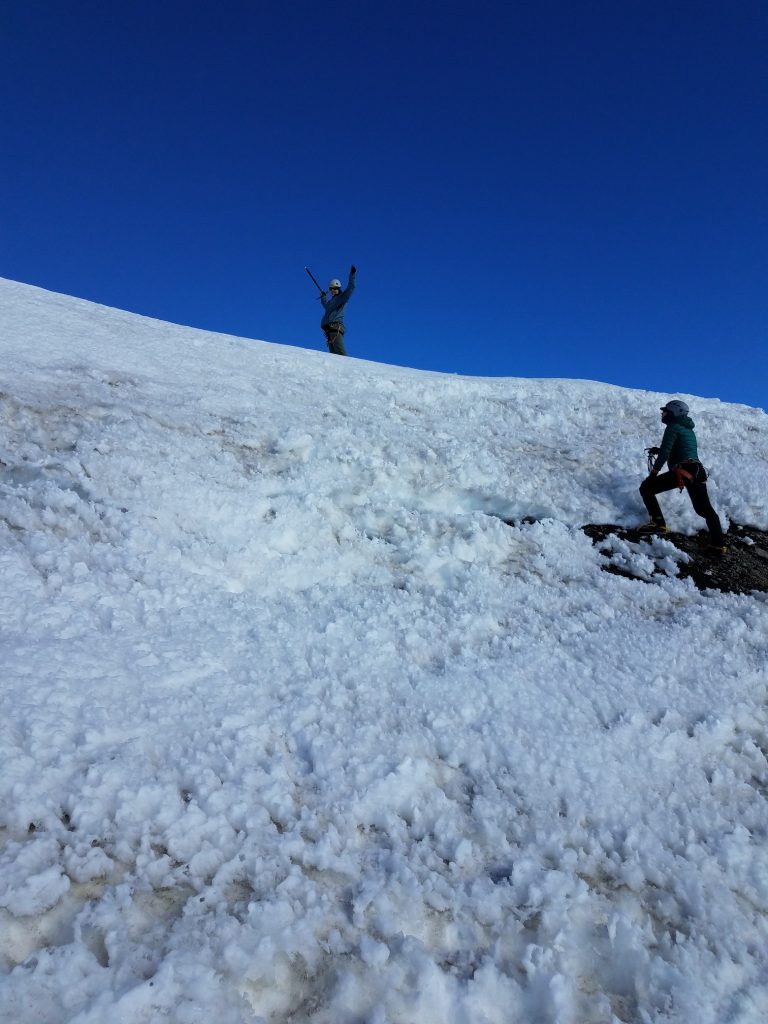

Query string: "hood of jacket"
[[667, 414, 695, 430]]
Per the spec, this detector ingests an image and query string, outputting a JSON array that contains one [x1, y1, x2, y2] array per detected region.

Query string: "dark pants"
[[323, 325, 347, 356], [640, 462, 724, 542]]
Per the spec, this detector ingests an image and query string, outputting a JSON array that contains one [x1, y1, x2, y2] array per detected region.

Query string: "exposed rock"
[[583, 522, 768, 595]]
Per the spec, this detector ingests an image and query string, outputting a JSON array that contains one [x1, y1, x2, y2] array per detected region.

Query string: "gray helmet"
[[661, 399, 689, 418], [329, 278, 342, 290]]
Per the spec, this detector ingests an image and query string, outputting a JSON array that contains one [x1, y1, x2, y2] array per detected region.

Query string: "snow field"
[[1, 279, 768, 1023]]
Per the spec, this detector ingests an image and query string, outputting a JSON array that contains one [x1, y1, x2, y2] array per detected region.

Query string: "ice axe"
[[304, 266, 325, 294], [645, 446, 660, 474]]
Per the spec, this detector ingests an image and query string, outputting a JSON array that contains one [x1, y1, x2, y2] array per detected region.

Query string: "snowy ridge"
[[1, 278, 767, 1023]]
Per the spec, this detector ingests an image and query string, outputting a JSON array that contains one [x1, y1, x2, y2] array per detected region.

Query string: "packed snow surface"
[[1, 278, 767, 1024]]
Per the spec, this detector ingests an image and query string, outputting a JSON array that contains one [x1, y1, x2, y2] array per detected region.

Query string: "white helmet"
[[329, 278, 341, 290]]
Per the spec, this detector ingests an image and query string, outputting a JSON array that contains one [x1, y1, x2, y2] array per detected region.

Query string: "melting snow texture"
[[1, 279, 768, 1023]]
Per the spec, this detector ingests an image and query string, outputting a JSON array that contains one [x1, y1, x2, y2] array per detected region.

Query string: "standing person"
[[638, 399, 726, 552], [320, 266, 356, 355]]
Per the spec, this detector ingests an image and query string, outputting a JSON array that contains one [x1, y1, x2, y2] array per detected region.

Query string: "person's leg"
[[328, 330, 347, 356], [639, 471, 677, 525], [686, 479, 724, 544], [323, 327, 347, 355]]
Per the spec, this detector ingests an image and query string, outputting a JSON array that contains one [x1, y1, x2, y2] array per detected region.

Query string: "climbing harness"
[[645, 447, 706, 491], [674, 460, 707, 490], [675, 465, 694, 490]]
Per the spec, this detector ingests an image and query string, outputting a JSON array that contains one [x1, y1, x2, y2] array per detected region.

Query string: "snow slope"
[[1, 278, 767, 1024]]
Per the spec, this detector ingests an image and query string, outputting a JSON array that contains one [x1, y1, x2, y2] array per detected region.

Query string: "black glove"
[[350, 265, 357, 274], [321, 290, 327, 297]]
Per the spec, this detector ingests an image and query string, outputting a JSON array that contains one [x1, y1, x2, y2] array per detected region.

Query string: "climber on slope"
[[638, 399, 726, 553]]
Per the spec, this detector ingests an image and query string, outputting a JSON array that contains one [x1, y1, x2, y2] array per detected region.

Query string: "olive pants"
[[322, 325, 347, 356]]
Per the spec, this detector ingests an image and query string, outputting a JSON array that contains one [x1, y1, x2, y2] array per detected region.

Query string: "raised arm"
[[340, 265, 357, 302]]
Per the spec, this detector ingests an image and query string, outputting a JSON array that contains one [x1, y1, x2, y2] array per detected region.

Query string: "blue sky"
[[2, 1, 767, 410]]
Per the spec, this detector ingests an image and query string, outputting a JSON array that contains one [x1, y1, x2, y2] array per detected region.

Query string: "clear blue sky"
[[2, 1, 767, 409]]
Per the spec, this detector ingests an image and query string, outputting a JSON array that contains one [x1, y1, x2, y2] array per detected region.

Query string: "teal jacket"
[[653, 415, 699, 472], [320, 269, 356, 328]]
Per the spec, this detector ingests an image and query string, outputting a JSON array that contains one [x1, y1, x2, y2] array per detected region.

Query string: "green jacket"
[[653, 415, 699, 472]]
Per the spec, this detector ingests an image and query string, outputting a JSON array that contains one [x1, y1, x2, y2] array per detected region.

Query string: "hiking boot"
[[635, 521, 668, 535]]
